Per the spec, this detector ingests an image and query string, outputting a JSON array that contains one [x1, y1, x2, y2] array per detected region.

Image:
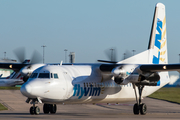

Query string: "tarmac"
[[0, 90, 180, 120]]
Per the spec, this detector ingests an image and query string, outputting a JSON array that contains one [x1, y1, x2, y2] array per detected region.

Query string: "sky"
[[1, 0, 180, 72]]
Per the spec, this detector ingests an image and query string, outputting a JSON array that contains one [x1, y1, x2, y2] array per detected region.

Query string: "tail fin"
[[118, 3, 167, 65], [148, 3, 167, 64]]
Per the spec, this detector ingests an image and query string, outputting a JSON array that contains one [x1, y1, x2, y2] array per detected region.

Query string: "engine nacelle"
[[20, 64, 45, 82], [112, 65, 139, 85], [114, 77, 124, 84], [20, 64, 45, 76], [139, 72, 160, 82]]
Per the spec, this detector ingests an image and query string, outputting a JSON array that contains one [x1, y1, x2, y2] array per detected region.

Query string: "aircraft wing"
[[0, 63, 28, 71], [99, 63, 180, 73], [139, 64, 180, 72]]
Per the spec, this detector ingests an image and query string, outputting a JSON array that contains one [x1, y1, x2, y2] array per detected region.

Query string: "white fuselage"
[[20, 65, 170, 104]]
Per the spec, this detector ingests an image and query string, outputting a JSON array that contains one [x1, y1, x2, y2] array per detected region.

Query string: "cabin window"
[[38, 73, 50, 78], [54, 73, 58, 79], [30, 73, 38, 78]]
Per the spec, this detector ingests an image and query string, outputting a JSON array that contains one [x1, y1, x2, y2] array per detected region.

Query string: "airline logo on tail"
[[153, 17, 167, 64]]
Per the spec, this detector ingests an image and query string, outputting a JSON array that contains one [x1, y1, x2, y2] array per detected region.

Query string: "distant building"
[[0, 58, 17, 63], [69, 52, 75, 63]]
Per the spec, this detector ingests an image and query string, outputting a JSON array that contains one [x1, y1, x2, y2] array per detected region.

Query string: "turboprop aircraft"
[[20, 3, 179, 115]]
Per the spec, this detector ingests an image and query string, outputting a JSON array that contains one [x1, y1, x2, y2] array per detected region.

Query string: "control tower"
[[69, 52, 75, 63]]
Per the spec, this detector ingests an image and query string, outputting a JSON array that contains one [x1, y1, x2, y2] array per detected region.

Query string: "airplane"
[[20, 3, 180, 115], [0, 71, 24, 87]]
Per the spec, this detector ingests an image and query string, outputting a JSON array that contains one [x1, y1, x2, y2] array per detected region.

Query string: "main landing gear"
[[43, 104, 57, 114], [27, 98, 57, 115], [132, 84, 147, 115]]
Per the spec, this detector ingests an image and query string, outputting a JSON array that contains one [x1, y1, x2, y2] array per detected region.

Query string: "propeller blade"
[[13, 47, 25, 63], [97, 60, 117, 64], [31, 50, 43, 64], [121, 50, 132, 60], [104, 47, 117, 62]]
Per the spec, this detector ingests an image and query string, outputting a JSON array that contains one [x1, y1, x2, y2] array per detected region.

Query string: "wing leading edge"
[[140, 64, 180, 72]]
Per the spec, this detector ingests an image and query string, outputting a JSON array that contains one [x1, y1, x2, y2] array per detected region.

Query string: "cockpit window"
[[51, 73, 53, 78], [30, 73, 38, 78], [54, 73, 58, 79], [38, 73, 50, 78]]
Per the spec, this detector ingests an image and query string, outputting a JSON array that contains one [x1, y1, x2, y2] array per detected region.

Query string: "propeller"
[[121, 50, 132, 60], [98, 47, 133, 63], [13, 47, 43, 82], [13, 47, 26, 63], [104, 47, 117, 62], [13, 47, 42, 64], [31, 50, 43, 64], [98, 48, 137, 84]]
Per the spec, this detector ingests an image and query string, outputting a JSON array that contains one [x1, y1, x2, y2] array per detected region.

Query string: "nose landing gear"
[[30, 106, 40, 115], [29, 99, 40, 115]]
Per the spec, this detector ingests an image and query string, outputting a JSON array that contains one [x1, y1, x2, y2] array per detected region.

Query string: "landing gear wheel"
[[30, 106, 35, 115], [140, 103, 147, 115], [43, 104, 57, 114], [43, 104, 50, 114], [133, 103, 139, 115], [34, 106, 40, 115], [28, 99, 41, 115], [50, 104, 57, 114]]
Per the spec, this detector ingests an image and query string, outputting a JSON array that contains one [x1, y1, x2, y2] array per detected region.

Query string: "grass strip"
[[0, 103, 8, 111], [148, 87, 180, 104], [0, 86, 20, 90]]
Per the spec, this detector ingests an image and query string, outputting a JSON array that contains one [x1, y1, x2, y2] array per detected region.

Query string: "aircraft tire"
[[133, 103, 139, 115], [43, 104, 50, 114], [34, 106, 40, 115], [140, 103, 147, 115], [30, 106, 35, 115], [50, 104, 57, 114]]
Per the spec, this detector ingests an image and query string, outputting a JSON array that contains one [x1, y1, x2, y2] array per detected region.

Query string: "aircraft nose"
[[20, 84, 34, 98]]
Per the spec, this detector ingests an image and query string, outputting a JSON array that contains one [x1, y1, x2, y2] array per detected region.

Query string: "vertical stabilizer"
[[148, 3, 167, 64], [118, 3, 167, 65]]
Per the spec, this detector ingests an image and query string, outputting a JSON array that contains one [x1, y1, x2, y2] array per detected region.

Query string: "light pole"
[[41, 45, 46, 63], [110, 48, 114, 61], [64, 49, 68, 63], [124, 53, 126, 60], [132, 50, 136, 56], [4, 52, 6, 59]]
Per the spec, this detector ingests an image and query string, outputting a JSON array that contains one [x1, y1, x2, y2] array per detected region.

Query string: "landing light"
[[9, 65, 12, 68], [163, 66, 166, 69]]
